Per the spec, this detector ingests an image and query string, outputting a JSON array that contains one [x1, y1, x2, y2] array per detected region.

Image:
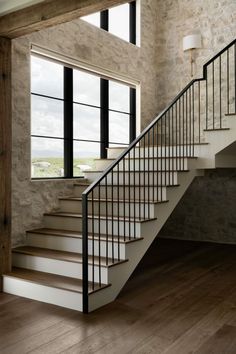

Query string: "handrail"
[[82, 37, 236, 313], [203, 38, 236, 73], [82, 77, 203, 196]]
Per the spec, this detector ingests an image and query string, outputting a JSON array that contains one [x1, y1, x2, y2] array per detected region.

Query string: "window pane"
[[109, 111, 129, 144], [31, 95, 64, 138], [81, 13, 100, 27], [73, 104, 100, 141], [31, 56, 63, 99], [73, 70, 100, 106], [31, 137, 64, 178], [109, 81, 130, 112], [109, 4, 130, 42], [73, 141, 100, 177]]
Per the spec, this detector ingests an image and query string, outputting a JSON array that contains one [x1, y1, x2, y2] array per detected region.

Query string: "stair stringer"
[[88, 166, 204, 311], [89, 116, 236, 311]]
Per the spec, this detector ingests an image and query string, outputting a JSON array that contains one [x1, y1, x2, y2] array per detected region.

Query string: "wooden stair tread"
[[12, 246, 127, 267], [5, 267, 108, 294], [84, 169, 188, 173], [74, 183, 180, 188], [27, 228, 144, 244], [44, 212, 157, 223], [204, 128, 230, 131], [59, 197, 169, 204]]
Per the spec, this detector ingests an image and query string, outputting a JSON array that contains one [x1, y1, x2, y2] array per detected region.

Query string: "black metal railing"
[[82, 38, 236, 313]]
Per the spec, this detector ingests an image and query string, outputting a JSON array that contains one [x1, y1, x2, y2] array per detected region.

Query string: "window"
[[31, 55, 136, 179], [81, 1, 136, 44]]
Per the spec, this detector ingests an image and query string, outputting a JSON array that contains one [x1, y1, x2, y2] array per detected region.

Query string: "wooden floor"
[[1, 238, 236, 353]]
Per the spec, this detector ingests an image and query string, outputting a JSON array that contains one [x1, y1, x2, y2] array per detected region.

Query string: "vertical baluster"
[[185, 90, 188, 160], [219, 56, 222, 128], [198, 81, 201, 143], [128, 152, 131, 239], [133, 146, 136, 239], [147, 131, 150, 218], [152, 126, 155, 202], [156, 122, 159, 201], [235, 44, 236, 114], [175, 103, 178, 173], [105, 176, 108, 266], [123, 158, 126, 242], [139, 140, 141, 219], [143, 135, 146, 214], [189, 87, 192, 158], [117, 163, 120, 261], [164, 114, 167, 187], [92, 190, 95, 290], [111, 171, 114, 262], [227, 49, 229, 115], [212, 61, 215, 129], [160, 118, 163, 200], [192, 84, 195, 157], [182, 94, 185, 167], [171, 106, 174, 174], [82, 194, 88, 313], [179, 99, 182, 169], [98, 184, 101, 286], [168, 111, 171, 185], [206, 71, 208, 129]]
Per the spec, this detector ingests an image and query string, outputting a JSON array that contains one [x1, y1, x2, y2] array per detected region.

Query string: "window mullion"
[[101, 10, 109, 31], [130, 1, 136, 45], [130, 87, 136, 142], [64, 67, 74, 178], [100, 79, 109, 159]]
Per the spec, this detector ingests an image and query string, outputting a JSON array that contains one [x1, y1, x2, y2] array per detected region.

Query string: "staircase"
[[3, 39, 236, 312]]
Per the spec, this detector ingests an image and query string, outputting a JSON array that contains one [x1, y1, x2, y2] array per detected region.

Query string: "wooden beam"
[[0, 37, 12, 290], [0, 0, 131, 39]]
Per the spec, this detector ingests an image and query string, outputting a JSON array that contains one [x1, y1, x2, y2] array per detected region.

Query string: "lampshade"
[[183, 34, 201, 51]]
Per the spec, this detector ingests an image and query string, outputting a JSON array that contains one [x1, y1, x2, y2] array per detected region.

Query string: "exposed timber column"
[[0, 37, 11, 290]]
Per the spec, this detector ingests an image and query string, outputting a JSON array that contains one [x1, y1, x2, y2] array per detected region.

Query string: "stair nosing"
[[4, 267, 110, 294], [12, 246, 128, 268], [59, 197, 169, 204], [84, 169, 189, 173], [26, 228, 144, 244], [44, 212, 157, 223]]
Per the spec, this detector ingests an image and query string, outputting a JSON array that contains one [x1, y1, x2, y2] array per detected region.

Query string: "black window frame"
[[31, 58, 136, 180], [100, 1, 136, 45]]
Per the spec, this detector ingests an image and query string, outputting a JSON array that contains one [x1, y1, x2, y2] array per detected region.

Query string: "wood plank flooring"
[[1, 238, 236, 353]]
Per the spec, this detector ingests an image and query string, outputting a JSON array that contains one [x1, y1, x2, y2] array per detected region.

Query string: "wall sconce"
[[183, 34, 201, 77]]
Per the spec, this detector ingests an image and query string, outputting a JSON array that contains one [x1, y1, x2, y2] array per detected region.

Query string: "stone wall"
[[156, 0, 236, 112], [12, 0, 236, 246], [11, 0, 159, 246], [156, 0, 236, 243], [159, 169, 236, 244]]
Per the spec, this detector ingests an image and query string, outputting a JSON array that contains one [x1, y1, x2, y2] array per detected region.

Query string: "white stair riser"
[[107, 146, 194, 158], [115, 158, 188, 171], [59, 200, 156, 218], [3, 276, 83, 311], [26, 233, 126, 259], [84, 171, 178, 185], [95, 160, 114, 170], [12, 253, 109, 284], [74, 185, 167, 201], [44, 215, 142, 237], [95, 158, 188, 172]]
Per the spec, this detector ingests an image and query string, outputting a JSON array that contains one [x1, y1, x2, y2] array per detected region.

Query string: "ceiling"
[[0, 0, 45, 16]]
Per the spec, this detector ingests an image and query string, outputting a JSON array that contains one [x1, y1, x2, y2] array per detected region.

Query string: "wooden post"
[[0, 37, 11, 290]]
